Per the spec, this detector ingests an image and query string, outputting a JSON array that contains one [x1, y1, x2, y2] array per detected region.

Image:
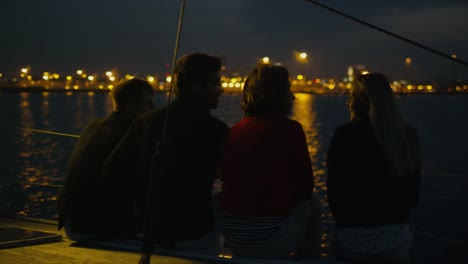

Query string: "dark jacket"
[[326, 117, 420, 228], [102, 99, 229, 242], [57, 112, 134, 233]]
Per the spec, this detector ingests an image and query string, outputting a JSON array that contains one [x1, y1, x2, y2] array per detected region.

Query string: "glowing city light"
[[147, 76, 155, 83], [21, 68, 28, 74], [299, 52, 307, 59], [109, 76, 115, 81], [66, 76, 72, 81], [76, 70, 83, 75], [166, 76, 172, 83], [405, 57, 412, 64], [297, 74, 304, 80], [262, 57, 270, 64], [106, 71, 113, 77], [87, 76, 94, 81]]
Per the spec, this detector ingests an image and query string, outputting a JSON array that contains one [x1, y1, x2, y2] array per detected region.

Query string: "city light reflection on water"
[[290, 93, 334, 256]]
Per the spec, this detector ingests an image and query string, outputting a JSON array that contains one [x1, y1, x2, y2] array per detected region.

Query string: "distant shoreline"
[[0, 86, 466, 95]]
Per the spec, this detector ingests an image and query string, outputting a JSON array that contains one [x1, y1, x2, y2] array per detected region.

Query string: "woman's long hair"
[[352, 73, 421, 177]]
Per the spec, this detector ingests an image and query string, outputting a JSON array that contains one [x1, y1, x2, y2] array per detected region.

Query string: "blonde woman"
[[327, 73, 421, 263]]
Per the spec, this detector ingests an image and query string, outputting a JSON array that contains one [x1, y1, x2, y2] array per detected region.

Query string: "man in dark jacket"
[[102, 53, 228, 255], [57, 78, 154, 241]]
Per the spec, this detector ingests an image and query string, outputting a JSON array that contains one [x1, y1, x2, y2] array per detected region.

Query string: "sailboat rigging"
[[304, 0, 468, 68]]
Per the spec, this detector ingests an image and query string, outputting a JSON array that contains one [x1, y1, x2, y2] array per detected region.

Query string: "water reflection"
[[15, 93, 94, 219], [290, 93, 334, 256]]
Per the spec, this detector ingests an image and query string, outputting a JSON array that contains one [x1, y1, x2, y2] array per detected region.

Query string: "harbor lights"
[[262, 57, 270, 64], [147, 76, 155, 83], [299, 52, 307, 60], [20, 67, 30, 78], [405, 57, 412, 65], [295, 51, 308, 64], [295, 51, 309, 80]]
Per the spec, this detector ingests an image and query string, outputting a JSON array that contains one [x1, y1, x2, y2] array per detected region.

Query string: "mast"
[[139, 1, 187, 263]]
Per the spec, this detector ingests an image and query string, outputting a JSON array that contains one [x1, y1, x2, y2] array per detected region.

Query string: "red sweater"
[[219, 116, 314, 216]]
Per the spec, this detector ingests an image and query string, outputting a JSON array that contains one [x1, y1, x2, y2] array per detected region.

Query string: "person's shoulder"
[[83, 116, 107, 131], [90, 116, 107, 124], [208, 115, 229, 131], [136, 106, 166, 124], [336, 118, 369, 133], [284, 117, 302, 128], [278, 117, 304, 134]]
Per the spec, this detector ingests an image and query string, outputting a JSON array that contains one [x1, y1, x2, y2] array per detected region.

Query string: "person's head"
[[111, 78, 154, 119], [350, 72, 420, 177], [173, 53, 223, 109], [241, 64, 294, 117]]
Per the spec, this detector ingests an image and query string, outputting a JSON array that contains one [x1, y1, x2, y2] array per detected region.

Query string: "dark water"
[[0, 92, 467, 263]]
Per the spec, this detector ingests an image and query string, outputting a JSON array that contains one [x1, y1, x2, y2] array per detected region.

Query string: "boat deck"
[[0, 215, 340, 264]]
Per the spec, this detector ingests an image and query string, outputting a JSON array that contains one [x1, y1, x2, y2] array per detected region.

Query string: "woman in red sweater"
[[218, 64, 321, 258]]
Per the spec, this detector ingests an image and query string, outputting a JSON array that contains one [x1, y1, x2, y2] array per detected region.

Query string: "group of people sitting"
[[57, 53, 421, 264]]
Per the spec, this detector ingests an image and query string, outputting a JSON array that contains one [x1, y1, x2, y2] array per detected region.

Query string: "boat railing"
[[5, 127, 468, 251]]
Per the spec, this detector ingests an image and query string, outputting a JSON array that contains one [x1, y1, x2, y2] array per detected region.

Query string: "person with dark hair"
[[58, 78, 154, 241], [102, 53, 228, 253], [217, 64, 321, 258], [327, 73, 421, 263]]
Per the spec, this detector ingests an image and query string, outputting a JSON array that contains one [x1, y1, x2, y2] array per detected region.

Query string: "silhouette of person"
[[102, 53, 228, 253], [217, 64, 321, 258], [58, 78, 155, 241], [327, 73, 421, 263]]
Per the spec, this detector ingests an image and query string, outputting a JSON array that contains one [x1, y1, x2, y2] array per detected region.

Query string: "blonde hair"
[[352, 73, 421, 177]]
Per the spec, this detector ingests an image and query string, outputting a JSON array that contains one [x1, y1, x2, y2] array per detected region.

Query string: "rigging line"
[[17, 127, 79, 138], [161, 0, 187, 141], [413, 229, 468, 247], [321, 219, 468, 247], [304, 0, 468, 68], [28, 183, 62, 188]]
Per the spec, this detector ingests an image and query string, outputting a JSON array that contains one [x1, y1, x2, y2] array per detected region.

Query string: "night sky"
[[2, 0, 467, 80]]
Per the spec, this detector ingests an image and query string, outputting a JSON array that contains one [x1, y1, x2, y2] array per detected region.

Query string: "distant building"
[[346, 65, 368, 82]]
